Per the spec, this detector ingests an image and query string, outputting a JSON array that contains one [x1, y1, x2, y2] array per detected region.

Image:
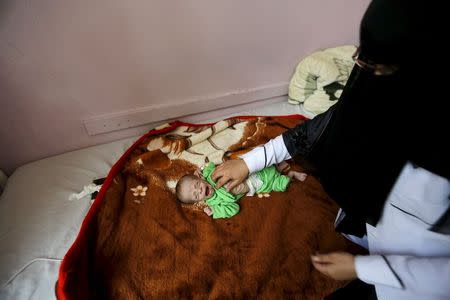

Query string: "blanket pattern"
[[57, 115, 361, 300]]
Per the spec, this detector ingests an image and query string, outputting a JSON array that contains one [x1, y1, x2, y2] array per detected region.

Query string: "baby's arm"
[[276, 161, 307, 181], [230, 182, 250, 195], [276, 161, 290, 173], [287, 170, 307, 182]]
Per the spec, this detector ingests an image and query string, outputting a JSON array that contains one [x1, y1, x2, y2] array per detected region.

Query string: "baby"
[[176, 161, 307, 219]]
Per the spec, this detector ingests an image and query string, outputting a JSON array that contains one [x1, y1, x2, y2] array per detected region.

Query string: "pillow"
[[288, 45, 356, 114]]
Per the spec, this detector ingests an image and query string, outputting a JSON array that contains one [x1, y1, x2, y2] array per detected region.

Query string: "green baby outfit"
[[202, 162, 290, 219]]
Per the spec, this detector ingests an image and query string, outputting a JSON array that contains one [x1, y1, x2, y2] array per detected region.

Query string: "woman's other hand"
[[311, 252, 357, 280]]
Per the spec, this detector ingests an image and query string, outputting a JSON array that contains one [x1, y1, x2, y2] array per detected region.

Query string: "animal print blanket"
[[56, 115, 361, 300]]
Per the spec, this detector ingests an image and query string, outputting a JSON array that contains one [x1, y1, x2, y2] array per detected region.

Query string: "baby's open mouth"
[[205, 185, 213, 198]]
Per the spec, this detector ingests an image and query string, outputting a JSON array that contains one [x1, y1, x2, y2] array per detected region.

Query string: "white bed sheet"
[[0, 101, 314, 300]]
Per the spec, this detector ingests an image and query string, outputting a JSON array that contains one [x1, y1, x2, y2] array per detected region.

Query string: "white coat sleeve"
[[240, 135, 292, 174], [355, 254, 450, 298]]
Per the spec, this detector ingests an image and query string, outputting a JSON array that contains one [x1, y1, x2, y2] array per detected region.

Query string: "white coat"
[[355, 163, 450, 300]]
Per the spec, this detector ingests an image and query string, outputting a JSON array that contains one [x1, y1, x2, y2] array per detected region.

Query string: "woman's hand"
[[211, 159, 249, 191], [311, 252, 357, 280]]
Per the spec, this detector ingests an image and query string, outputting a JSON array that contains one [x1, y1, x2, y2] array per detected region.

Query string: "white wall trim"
[[83, 82, 289, 135]]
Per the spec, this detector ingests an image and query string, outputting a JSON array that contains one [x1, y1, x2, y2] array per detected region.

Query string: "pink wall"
[[0, 0, 369, 175]]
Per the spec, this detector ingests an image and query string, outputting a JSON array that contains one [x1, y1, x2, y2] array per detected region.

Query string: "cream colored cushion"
[[288, 45, 356, 114]]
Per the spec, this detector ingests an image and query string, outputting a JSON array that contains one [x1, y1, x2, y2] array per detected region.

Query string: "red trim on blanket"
[[56, 114, 307, 299]]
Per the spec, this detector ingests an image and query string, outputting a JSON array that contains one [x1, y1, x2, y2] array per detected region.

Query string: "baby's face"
[[180, 176, 214, 203]]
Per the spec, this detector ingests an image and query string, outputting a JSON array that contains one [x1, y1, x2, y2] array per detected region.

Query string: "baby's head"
[[176, 174, 214, 204]]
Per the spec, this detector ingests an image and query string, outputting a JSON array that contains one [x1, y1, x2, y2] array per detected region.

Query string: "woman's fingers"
[[312, 260, 331, 275], [311, 254, 333, 264], [215, 174, 230, 189]]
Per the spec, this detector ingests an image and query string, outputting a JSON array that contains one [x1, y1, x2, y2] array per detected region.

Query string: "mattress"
[[0, 101, 314, 299]]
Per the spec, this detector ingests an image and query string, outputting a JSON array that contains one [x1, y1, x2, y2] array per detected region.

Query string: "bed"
[[0, 101, 321, 299]]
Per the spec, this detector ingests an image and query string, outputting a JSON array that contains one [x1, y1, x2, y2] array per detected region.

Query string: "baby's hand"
[[288, 171, 307, 182], [193, 168, 202, 178], [203, 206, 213, 216]]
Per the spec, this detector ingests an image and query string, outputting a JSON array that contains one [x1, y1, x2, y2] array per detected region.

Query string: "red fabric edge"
[[55, 114, 307, 299]]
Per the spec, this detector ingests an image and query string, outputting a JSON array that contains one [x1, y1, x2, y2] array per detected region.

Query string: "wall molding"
[[83, 82, 289, 135]]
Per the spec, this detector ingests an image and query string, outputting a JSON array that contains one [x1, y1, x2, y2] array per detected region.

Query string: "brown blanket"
[[57, 115, 361, 300]]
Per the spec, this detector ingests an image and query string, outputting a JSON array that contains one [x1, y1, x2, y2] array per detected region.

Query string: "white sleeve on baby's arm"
[[240, 135, 291, 174]]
